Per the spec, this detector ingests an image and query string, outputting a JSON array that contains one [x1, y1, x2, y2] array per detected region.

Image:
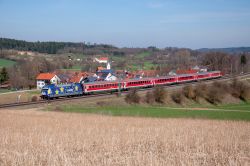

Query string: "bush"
[[230, 78, 250, 101], [205, 82, 227, 105], [125, 89, 140, 104], [183, 85, 195, 100], [194, 83, 208, 100], [153, 86, 167, 103], [145, 91, 155, 104], [31, 95, 38, 102], [205, 88, 223, 105], [171, 91, 183, 104], [241, 87, 250, 101]]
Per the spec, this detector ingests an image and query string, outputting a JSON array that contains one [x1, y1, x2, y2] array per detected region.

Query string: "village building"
[[69, 72, 89, 83], [83, 76, 98, 83], [169, 69, 199, 75], [192, 65, 208, 72], [96, 69, 117, 81], [94, 57, 108, 64], [36, 73, 61, 89]]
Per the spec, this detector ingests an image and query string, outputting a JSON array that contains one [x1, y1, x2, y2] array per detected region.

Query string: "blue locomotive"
[[41, 83, 83, 99]]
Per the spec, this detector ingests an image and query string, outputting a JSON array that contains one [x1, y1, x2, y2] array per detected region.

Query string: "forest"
[[0, 38, 115, 54]]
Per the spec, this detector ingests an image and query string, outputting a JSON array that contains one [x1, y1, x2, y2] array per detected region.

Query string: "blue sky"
[[0, 0, 250, 49]]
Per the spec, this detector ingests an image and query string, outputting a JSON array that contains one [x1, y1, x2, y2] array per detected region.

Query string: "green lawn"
[[0, 58, 16, 68], [60, 65, 82, 71], [136, 51, 151, 59], [143, 61, 157, 70], [215, 102, 250, 111], [129, 61, 157, 71], [53, 104, 250, 121]]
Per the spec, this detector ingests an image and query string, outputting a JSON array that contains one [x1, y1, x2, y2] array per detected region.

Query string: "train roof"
[[42, 83, 81, 89]]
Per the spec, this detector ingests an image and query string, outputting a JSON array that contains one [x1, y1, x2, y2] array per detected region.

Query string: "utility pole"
[[118, 81, 121, 97]]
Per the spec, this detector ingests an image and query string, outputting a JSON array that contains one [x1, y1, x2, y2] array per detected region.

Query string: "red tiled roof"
[[69, 75, 83, 83], [36, 73, 56, 80], [98, 57, 108, 61], [134, 70, 159, 77], [69, 72, 89, 83], [176, 69, 198, 75]]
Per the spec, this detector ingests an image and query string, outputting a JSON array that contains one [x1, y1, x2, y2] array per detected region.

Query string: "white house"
[[94, 57, 108, 64], [36, 73, 61, 89], [96, 69, 117, 81], [192, 65, 208, 72]]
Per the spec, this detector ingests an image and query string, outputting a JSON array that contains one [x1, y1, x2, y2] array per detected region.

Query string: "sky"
[[0, 0, 250, 49]]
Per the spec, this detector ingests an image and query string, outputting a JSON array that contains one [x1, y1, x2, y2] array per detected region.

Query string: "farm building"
[[36, 73, 61, 89], [94, 57, 108, 64]]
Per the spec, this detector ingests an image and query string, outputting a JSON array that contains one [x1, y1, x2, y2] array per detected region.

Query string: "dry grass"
[[0, 91, 41, 104], [0, 109, 249, 166]]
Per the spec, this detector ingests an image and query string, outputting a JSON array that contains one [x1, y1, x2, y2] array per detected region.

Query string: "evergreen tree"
[[0, 67, 8, 84], [240, 54, 247, 73]]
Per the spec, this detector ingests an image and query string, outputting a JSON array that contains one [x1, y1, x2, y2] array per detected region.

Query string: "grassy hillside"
[[55, 102, 250, 121], [0, 58, 16, 68]]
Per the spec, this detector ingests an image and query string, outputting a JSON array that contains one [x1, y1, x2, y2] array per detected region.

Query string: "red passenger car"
[[83, 81, 123, 93], [177, 74, 197, 83], [154, 76, 177, 85], [124, 78, 153, 89]]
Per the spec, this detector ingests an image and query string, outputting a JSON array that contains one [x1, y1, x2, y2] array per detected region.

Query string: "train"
[[40, 71, 222, 99]]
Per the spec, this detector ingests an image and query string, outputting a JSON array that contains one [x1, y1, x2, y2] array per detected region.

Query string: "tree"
[[240, 54, 247, 73], [202, 52, 230, 73], [0, 67, 8, 84]]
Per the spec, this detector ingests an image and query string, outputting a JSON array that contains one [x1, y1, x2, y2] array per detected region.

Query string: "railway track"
[[0, 73, 249, 109]]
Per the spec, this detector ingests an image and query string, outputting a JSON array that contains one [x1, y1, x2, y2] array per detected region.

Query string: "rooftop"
[[36, 73, 56, 80]]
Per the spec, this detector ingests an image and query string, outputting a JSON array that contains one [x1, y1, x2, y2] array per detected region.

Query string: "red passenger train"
[[82, 71, 222, 94]]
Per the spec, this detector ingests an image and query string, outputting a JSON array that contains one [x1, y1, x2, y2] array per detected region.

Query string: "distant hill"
[[197, 47, 250, 54], [0, 38, 116, 54]]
